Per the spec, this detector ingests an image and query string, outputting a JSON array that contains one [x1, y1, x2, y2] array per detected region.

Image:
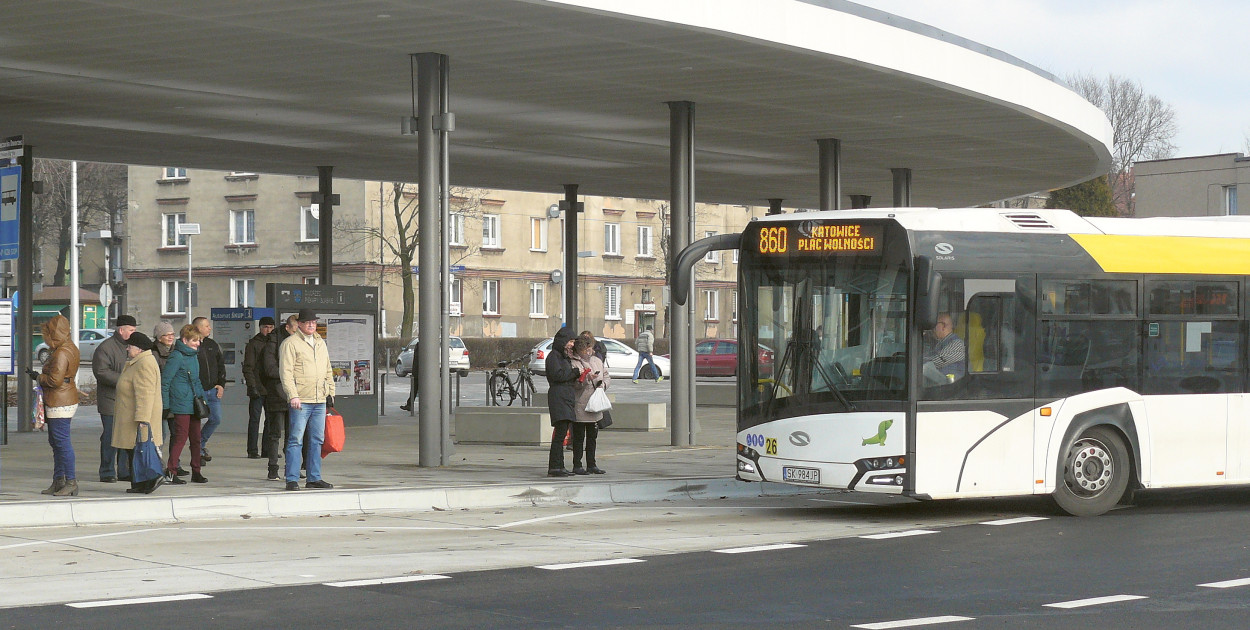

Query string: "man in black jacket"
[[545, 326, 580, 477], [192, 317, 227, 462], [242, 316, 275, 458], [259, 315, 297, 480]]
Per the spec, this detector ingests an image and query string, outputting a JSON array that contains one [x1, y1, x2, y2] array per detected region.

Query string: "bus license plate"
[[782, 466, 820, 484]]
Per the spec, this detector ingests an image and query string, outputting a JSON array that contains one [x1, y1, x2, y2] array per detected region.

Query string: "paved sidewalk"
[[0, 395, 811, 529]]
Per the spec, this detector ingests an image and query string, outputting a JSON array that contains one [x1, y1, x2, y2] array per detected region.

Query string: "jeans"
[[200, 388, 222, 451], [285, 403, 326, 483], [98, 414, 130, 480], [247, 395, 265, 456], [48, 418, 76, 480], [548, 420, 572, 470], [632, 351, 658, 380]]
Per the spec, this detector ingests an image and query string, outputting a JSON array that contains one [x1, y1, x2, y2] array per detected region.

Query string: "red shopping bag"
[[322, 407, 345, 457]]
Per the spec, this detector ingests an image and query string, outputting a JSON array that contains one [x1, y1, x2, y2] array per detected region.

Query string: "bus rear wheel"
[[1053, 426, 1130, 517]]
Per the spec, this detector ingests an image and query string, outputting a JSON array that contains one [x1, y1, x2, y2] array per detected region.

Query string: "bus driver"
[[923, 312, 966, 385]]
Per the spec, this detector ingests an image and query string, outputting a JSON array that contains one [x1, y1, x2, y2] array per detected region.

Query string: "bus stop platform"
[[0, 404, 812, 529]]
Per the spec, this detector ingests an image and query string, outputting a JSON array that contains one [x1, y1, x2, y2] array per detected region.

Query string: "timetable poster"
[[323, 314, 375, 395]]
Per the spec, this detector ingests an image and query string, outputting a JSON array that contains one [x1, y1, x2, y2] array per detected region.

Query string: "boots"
[[41, 477, 66, 495], [53, 479, 79, 497]]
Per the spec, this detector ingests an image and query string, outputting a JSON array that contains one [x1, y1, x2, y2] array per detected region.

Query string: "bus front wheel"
[[1053, 426, 1131, 517]]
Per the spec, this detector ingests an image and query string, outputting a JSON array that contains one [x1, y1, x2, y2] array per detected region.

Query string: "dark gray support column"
[[850, 194, 872, 209], [892, 168, 912, 208], [16, 145, 33, 432], [817, 139, 841, 211], [416, 52, 445, 467], [668, 101, 696, 447], [562, 185, 579, 328], [438, 55, 454, 464], [767, 198, 784, 215], [316, 166, 337, 285]]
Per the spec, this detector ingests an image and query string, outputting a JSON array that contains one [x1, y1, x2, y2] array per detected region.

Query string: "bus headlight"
[[737, 460, 757, 474], [855, 455, 906, 472], [866, 474, 906, 486]]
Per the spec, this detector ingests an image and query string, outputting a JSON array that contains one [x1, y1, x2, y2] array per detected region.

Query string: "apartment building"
[[1134, 153, 1248, 218], [126, 166, 761, 342]]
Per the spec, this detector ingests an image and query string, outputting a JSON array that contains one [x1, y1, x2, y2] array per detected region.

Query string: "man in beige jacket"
[[279, 308, 335, 491]]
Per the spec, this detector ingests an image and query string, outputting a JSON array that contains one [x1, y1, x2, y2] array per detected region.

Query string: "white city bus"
[[687, 207, 1250, 516]]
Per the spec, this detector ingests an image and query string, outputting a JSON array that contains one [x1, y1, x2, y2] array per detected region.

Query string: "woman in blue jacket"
[[161, 324, 207, 484]]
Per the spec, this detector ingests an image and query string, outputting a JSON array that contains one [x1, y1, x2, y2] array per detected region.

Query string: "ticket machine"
[[210, 307, 275, 433]]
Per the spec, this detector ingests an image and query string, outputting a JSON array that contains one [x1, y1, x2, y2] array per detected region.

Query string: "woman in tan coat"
[[30, 315, 80, 496], [568, 336, 609, 475], [111, 332, 165, 494]]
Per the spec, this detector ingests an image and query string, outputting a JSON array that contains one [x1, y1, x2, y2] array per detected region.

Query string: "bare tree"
[[31, 160, 125, 285], [337, 183, 484, 338], [654, 200, 717, 338], [1066, 73, 1178, 216]]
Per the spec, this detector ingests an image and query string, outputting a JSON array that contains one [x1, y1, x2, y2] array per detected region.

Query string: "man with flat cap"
[[92, 314, 137, 483], [279, 308, 335, 491], [242, 316, 276, 459]]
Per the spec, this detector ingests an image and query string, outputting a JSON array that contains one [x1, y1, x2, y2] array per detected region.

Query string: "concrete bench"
[[531, 391, 615, 408], [453, 406, 550, 446], [696, 383, 736, 406], [604, 402, 667, 432]]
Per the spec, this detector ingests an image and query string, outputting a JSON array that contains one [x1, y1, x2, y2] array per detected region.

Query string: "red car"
[[694, 339, 774, 377]]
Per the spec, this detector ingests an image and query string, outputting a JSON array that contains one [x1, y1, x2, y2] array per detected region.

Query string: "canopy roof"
[[0, 0, 1110, 208]]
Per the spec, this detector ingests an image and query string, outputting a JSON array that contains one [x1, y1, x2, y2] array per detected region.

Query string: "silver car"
[[528, 336, 668, 379], [36, 328, 110, 363], [395, 336, 470, 376]]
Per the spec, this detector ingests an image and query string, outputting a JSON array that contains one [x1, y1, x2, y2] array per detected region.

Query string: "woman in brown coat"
[[31, 315, 81, 496], [568, 336, 609, 475], [111, 332, 165, 494]]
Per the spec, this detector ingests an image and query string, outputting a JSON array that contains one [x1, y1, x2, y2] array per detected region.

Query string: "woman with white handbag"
[[569, 336, 610, 475]]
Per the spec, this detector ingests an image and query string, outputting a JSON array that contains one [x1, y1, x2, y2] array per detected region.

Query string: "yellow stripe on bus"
[[1072, 234, 1250, 274]]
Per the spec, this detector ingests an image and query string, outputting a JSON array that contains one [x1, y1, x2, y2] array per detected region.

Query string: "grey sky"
[[850, 0, 1250, 158]]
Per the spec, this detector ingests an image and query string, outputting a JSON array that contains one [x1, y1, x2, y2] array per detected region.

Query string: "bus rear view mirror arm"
[[673, 233, 742, 306]]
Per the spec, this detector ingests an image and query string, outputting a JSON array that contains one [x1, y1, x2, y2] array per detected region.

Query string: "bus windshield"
[[740, 222, 911, 426]]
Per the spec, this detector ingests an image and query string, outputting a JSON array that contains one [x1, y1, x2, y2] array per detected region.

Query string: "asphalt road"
[[7, 486, 1250, 628]]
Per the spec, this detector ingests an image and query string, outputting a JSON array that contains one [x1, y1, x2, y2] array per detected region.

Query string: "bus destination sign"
[[757, 222, 883, 255]]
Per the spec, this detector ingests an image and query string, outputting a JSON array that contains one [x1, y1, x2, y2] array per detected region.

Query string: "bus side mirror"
[[915, 256, 942, 329]]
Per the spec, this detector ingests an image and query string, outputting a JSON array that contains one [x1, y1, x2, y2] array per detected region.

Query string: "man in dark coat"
[[545, 326, 580, 477], [242, 316, 275, 458], [192, 317, 227, 462], [259, 315, 296, 480], [92, 314, 137, 483]]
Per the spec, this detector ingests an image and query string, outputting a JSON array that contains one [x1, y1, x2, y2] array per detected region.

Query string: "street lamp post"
[[178, 222, 200, 324]]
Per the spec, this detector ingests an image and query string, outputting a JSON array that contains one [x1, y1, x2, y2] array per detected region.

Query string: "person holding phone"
[[569, 335, 609, 475]]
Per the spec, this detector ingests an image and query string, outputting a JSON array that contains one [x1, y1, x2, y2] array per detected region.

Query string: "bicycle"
[[487, 356, 537, 406]]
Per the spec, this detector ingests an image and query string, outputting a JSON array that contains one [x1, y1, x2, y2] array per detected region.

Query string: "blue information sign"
[[0, 165, 20, 261]]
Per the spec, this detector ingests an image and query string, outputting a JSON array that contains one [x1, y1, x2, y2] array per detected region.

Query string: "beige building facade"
[[1134, 153, 1247, 218], [126, 166, 763, 343]]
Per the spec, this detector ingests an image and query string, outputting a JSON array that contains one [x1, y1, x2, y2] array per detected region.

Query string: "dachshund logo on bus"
[[862, 420, 893, 446]]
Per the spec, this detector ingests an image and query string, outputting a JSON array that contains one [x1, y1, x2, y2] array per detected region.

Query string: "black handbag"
[[596, 410, 613, 430], [185, 369, 209, 420]]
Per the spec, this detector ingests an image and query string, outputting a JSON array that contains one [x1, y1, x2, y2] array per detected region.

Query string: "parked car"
[[36, 328, 109, 363], [529, 336, 670, 379], [692, 338, 774, 377], [395, 336, 470, 376]]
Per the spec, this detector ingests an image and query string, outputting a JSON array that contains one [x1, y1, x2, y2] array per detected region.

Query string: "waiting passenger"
[[923, 313, 966, 385]]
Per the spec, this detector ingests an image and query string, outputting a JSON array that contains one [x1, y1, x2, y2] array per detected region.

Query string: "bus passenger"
[[923, 313, 966, 385]]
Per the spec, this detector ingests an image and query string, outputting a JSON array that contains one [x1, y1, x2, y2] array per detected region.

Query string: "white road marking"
[[324, 575, 451, 587], [859, 530, 938, 540], [67, 594, 212, 608], [808, 498, 875, 505], [980, 516, 1049, 526], [851, 615, 974, 629], [0, 529, 158, 551], [179, 525, 478, 532], [1044, 594, 1146, 609], [537, 558, 645, 571], [1199, 577, 1250, 589], [713, 543, 806, 554], [496, 507, 618, 528]]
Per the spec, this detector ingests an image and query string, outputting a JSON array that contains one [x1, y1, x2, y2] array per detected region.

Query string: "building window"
[[703, 288, 719, 321], [530, 217, 547, 251], [604, 223, 621, 256], [483, 279, 499, 315], [637, 225, 653, 257], [162, 280, 187, 315], [163, 212, 187, 247], [641, 288, 652, 303], [449, 213, 465, 245], [733, 248, 739, 264], [303, 276, 319, 285], [162, 167, 187, 180], [482, 214, 500, 248], [300, 205, 320, 242], [529, 282, 545, 316], [703, 231, 720, 263], [1227, 185, 1239, 216], [230, 209, 255, 245], [732, 290, 738, 322], [231, 278, 255, 307], [449, 276, 462, 316], [604, 285, 621, 320]]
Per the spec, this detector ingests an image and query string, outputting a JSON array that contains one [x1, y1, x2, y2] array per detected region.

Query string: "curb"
[[0, 478, 822, 529]]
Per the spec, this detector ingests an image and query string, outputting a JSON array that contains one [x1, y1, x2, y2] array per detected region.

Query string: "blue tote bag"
[[132, 425, 164, 483]]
